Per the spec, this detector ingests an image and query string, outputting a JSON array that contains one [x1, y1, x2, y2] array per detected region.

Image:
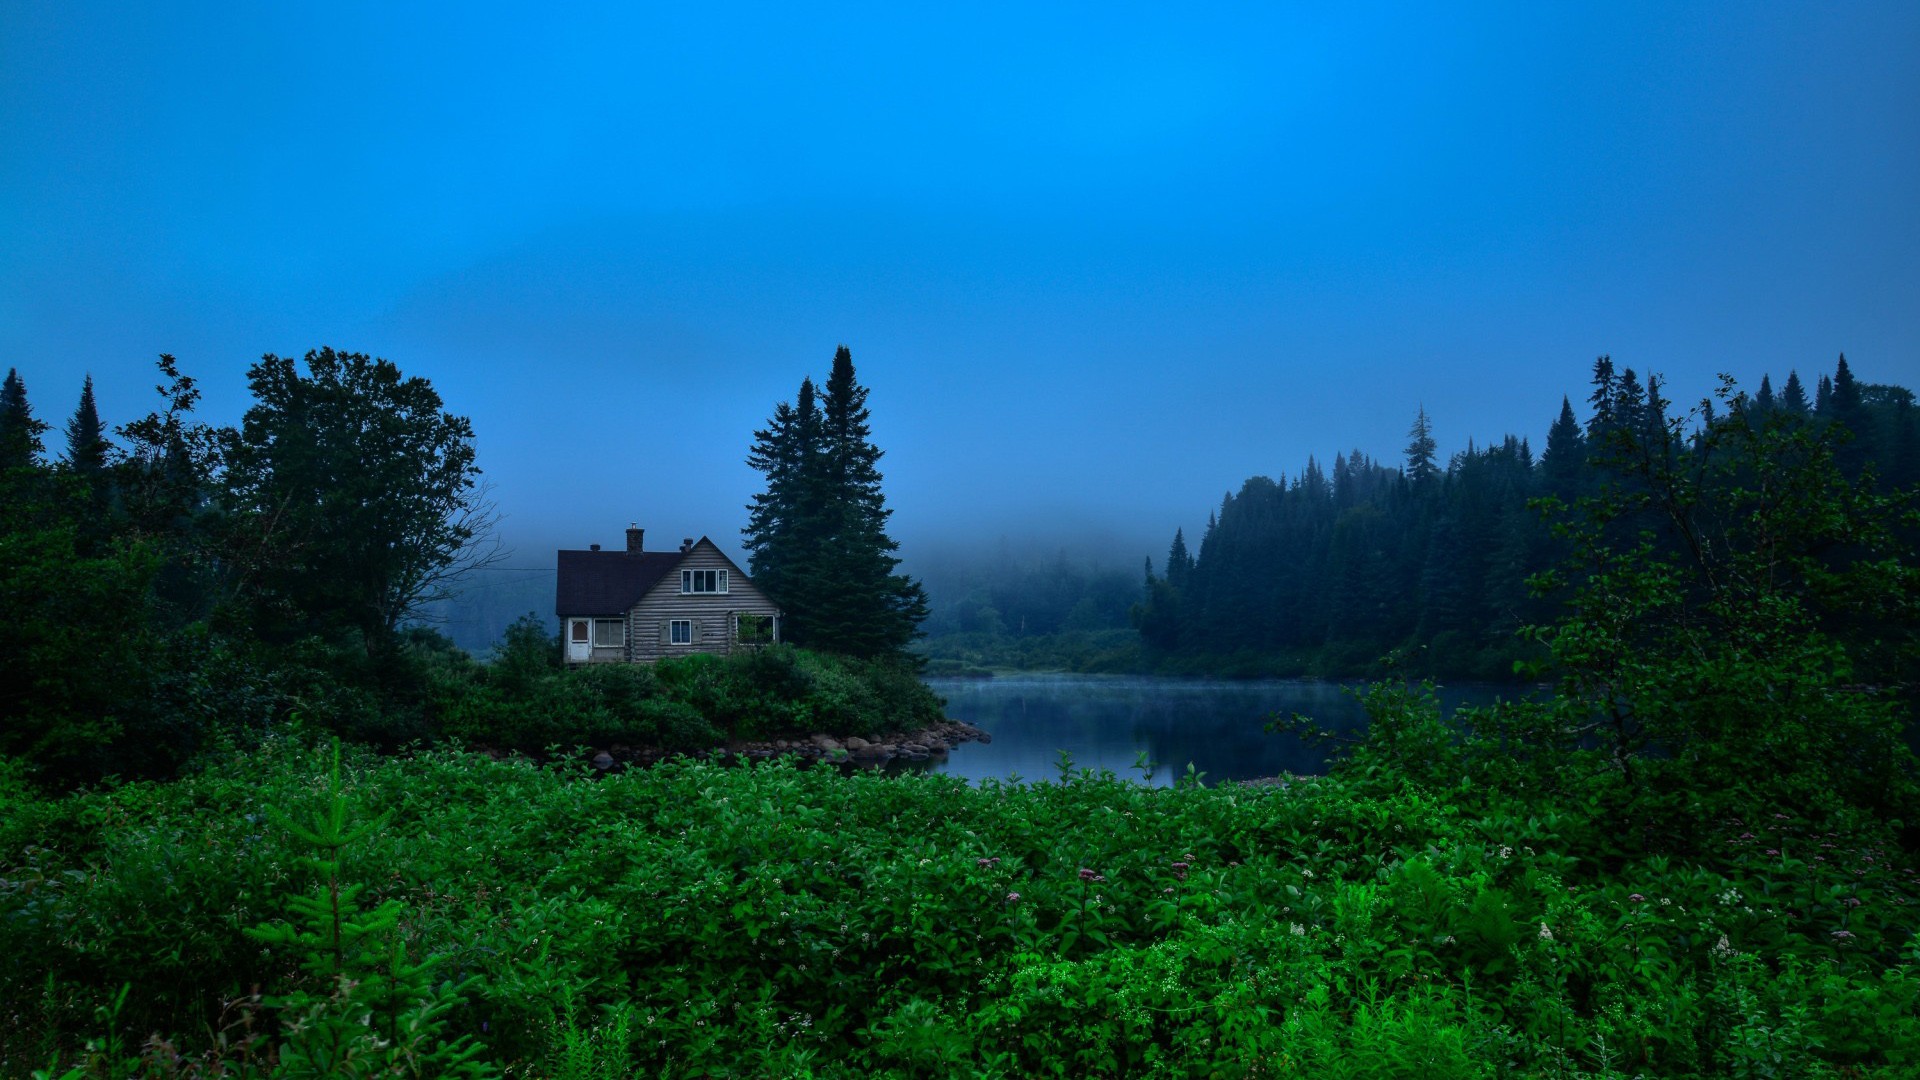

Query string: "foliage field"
[[4, 723, 1917, 1079]]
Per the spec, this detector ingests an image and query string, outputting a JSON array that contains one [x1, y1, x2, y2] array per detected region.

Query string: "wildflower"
[[1766, 849, 1780, 857], [1079, 868, 1097, 881], [1498, 846, 1513, 859], [1844, 897, 1862, 908], [1538, 922, 1553, 941], [1712, 934, 1734, 959], [1289, 923, 1305, 936], [1005, 892, 1020, 903], [1629, 893, 1646, 903], [1832, 930, 1855, 940]]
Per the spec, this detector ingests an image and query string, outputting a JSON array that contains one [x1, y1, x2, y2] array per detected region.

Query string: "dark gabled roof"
[[554, 549, 683, 616]]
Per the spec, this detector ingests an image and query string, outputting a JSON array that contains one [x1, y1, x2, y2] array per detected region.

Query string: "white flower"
[[1289, 923, 1306, 936], [1538, 922, 1553, 941]]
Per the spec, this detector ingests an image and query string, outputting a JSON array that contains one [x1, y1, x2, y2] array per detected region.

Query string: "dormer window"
[[681, 568, 728, 594]]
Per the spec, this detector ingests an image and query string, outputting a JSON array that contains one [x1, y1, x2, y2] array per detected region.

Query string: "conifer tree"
[[745, 346, 927, 659], [1541, 396, 1585, 497], [1816, 374, 1833, 413], [1832, 353, 1862, 415], [64, 374, 111, 474], [1781, 371, 1811, 414], [1585, 356, 1618, 439], [744, 377, 825, 636], [1755, 374, 1776, 412], [0, 367, 48, 469], [1165, 528, 1193, 590], [1404, 407, 1439, 488]]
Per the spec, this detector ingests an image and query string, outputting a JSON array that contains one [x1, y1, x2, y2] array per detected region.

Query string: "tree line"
[[0, 351, 491, 786], [0, 346, 941, 791], [1133, 355, 1920, 678]]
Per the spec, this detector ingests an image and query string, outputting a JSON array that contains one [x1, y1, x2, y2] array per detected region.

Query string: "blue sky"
[[3, 1, 1916, 567]]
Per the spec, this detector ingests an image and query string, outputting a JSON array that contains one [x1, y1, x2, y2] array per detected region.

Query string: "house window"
[[681, 568, 728, 594], [670, 619, 693, 645], [593, 618, 624, 647], [735, 613, 774, 646], [570, 621, 589, 643]]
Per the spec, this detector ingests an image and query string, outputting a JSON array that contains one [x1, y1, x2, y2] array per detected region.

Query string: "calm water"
[[919, 674, 1512, 786]]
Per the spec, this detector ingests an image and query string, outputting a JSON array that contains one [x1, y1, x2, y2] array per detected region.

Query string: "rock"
[[590, 751, 614, 770], [844, 736, 871, 752], [810, 733, 843, 751]]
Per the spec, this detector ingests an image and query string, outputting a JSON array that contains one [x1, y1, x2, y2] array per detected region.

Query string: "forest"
[[918, 356, 1920, 682], [2, 349, 1918, 1077]]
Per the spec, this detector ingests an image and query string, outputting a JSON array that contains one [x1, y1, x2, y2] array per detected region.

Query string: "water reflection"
[[921, 674, 1511, 786]]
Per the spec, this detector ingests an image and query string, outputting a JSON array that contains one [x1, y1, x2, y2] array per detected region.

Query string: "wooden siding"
[[627, 539, 781, 663]]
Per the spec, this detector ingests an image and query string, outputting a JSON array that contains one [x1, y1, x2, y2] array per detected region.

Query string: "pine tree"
[[1832, 353, 1862, 415], [1816, 374, 1833, 413], [1165, 528, 1193, 590], [0, 367, 49, 469], [1404, 407, 1439, 488], [1755, 374, 1776, 412], [1781, 371, 1811, 414], [1585, 356, 1618, 439], [744, 377, 825, 638], [1541, 396, 1585, 497], [745, 346, 927, 660], [64, 374, 110, 474]]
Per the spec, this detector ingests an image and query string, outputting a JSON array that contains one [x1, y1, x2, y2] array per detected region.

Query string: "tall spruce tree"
[[1404, 407, 1439, 488], [744, 376, 825, 636], [1165, 527, 1194, 590], [744, 346, 927, 660], [1781, 371, 1811, 414], [0, 367, 48, 469], [1541, 396, 1585, 498], [64, 374, 110, 474]]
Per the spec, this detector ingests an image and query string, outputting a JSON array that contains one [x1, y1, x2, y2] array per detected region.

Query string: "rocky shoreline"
[[588, 719, 992, 771]]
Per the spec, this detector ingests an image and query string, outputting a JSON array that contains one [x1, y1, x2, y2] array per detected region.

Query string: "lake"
[[918, 674, 1515, 786]]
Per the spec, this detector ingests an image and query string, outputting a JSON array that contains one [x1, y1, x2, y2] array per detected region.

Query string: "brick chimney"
[[626, 523, 644, 555]]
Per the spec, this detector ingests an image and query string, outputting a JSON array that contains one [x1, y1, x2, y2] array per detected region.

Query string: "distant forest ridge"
[[919, 356, 1918, 680]]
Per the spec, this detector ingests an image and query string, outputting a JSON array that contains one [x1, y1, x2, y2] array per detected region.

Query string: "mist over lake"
[[921, 674, 1512, 785]]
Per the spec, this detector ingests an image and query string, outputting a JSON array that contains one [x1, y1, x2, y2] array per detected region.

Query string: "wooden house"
[[555, 524, 782, 664]]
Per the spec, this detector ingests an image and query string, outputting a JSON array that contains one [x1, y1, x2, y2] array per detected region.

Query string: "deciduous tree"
[[223, 348, 495, 648]]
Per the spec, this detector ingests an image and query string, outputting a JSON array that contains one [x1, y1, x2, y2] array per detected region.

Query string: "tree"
[[63, 374, 111, 474], [1540, 396, 1585, 498], [1522, 374, 1919, 845], [745, 377, 826, 638], [744, 346, 927, 659], [1404, 407, 1439, 488], [0, 367, 48, 470], [1165, 528, 1194, 590], [1780, 370, 1811, 414], [222, 348, 495, 648]]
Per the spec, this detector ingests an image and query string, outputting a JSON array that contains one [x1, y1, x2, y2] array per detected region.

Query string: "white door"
[[567, 619, 591, 662]]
